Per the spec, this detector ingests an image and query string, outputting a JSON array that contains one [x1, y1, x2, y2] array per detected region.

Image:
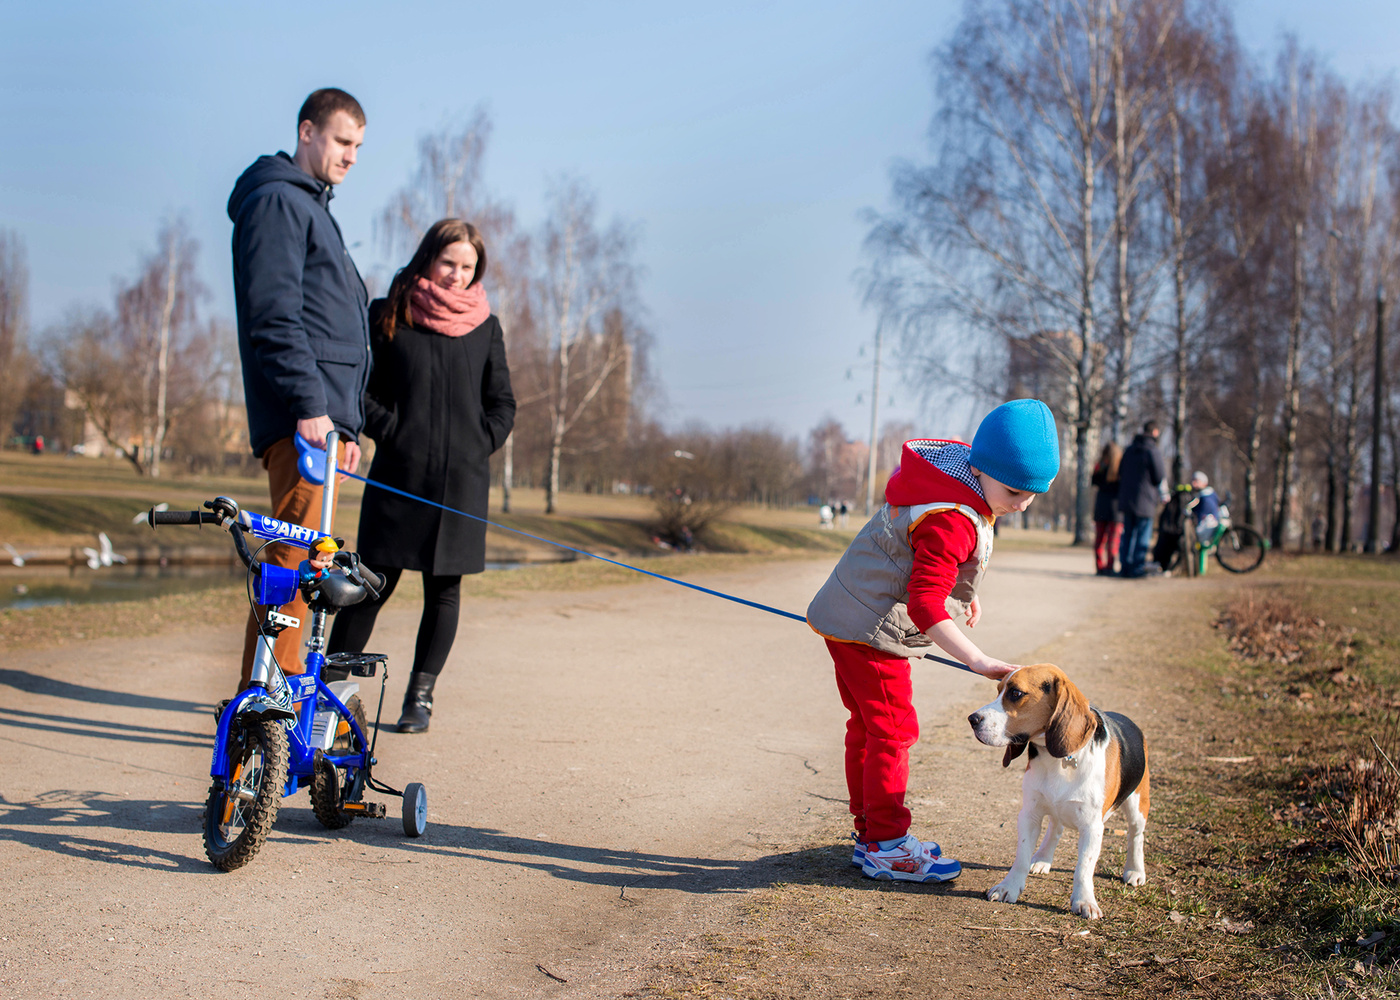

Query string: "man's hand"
[[298, 415, 359, 479], [967, 595, 982, 627], [297, 415, 335, 448]]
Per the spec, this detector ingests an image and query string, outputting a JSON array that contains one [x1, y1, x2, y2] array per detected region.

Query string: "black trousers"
[[328, 568, 463, 677]]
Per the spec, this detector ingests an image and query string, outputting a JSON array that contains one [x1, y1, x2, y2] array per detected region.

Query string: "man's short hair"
[[298, 88, 365, 130], [1143, 420, 1160, 435]]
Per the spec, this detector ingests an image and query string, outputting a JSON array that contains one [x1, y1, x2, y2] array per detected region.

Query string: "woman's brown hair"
[[379, 218, 488, 339], [1096, 441, 1123, 482]]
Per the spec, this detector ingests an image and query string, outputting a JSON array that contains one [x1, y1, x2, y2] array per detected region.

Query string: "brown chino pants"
[[239, 436, 345, 688]]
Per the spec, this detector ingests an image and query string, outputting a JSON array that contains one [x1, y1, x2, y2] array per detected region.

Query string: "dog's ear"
[[1002, 740, 1027, 768], [1044, 672, 1095, 759]]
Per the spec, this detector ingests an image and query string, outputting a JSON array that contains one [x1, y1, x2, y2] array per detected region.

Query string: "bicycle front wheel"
[[1214, 525, 1267, 574], [203, 716, 288, 871]]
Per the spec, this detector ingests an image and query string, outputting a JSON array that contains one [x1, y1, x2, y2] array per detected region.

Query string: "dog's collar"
[[1027, 737, 1081, 768], [1026, 718, 1098, 769]]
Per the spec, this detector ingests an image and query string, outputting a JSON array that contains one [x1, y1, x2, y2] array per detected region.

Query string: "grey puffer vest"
[[806, 501, 994, 658]]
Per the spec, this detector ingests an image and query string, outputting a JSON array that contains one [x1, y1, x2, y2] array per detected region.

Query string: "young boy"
[[806, 399, 1060, 882]]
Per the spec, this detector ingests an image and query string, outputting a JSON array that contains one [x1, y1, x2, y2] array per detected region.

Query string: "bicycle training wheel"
[[311, 695, 368, 830], [203, 716, 288, 871], [402, 782, 427, 838], [1214, 525, 1267, 574]]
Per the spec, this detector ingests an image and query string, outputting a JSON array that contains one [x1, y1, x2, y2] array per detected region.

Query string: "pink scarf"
[[409, 276, 490, 337]]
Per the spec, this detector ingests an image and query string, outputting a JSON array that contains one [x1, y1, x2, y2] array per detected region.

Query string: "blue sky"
[[2, 1, 1397, 441]]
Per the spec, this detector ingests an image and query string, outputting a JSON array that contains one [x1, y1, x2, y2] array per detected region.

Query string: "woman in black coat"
[[1090, 441, 1123, 576], [328, 218, 515, 732]]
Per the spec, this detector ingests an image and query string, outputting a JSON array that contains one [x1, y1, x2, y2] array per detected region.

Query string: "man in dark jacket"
[[228, 87, 370, 688], [1116, 420, 1167, 578]]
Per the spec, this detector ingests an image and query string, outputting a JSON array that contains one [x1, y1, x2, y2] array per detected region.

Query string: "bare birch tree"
[[536, 178, 639, 514], [377, 108, 501, 257], [1265, 46, 1325, 546], [47, 220, 213, 474], [377, 109, 544, 511], [1154, 0, 1235, 484], [866, 0, 1119, 544]]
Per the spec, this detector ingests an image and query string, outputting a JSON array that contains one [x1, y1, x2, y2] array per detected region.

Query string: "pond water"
[[0, 561, 531, 611]]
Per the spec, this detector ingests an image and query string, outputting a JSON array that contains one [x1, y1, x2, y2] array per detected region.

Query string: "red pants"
[[827, 638, 919, 843], [1094, 520, 1123, 572]]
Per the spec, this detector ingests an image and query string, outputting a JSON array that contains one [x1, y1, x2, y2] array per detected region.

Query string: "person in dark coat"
[[1116, 421, 1167, 578], [328, 218, 515, 732], [227, 87, 370, 691], [1090, 441, 1123, 575]]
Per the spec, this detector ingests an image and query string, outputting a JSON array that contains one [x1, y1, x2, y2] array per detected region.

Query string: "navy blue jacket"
[[1117, 433, 1167, 519], [228, 153, 370, 457]]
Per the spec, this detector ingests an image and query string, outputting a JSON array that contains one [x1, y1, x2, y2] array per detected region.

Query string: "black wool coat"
[[355, 300, 515, 576]]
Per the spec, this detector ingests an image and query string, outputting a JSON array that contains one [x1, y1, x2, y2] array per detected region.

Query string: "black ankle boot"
[[397, 672, 436, 733]]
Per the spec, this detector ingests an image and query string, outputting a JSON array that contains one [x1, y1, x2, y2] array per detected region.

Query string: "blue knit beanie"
[[969, 399, 1060, 493]]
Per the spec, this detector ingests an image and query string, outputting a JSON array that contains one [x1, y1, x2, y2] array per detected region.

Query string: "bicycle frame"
[[210, 431, 375, 797]]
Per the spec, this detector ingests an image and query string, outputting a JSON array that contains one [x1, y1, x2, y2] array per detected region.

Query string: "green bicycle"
[[1177, 497, 1269, 577]]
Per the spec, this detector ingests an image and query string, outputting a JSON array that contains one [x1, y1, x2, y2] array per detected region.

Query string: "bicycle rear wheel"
[[1214, 525, 1267, 573], [311, 695, 368, 830], [203, 716, 288, 871]]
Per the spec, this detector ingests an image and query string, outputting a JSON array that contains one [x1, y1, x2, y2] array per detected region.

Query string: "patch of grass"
[[1098, 564, 1400, 997], [0, 581, 252, 651]]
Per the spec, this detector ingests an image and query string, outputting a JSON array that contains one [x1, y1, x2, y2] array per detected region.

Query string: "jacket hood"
[[884, 439, 993, 518], [227, 152, 328, 222]]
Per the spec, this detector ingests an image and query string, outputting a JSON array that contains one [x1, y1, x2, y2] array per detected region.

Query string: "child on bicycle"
[[806, 399, 1060, 883], [1189, 471, 1221, 533]]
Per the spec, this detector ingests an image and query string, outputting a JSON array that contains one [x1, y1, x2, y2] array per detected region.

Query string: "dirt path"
[[0, 545, 1168, 998]]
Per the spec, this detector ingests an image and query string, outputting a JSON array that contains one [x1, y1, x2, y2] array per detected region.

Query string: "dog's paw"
[[1122, 868, 1147, 887], [1071, 895, 1102, 920], [1028, 860, 1053, 875], [988, 880, 1022, 904]]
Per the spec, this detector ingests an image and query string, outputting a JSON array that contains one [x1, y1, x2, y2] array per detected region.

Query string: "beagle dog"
[[967, 664, 1149, 919]]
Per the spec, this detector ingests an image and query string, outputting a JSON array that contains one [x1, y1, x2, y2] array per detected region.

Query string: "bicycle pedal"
[[341, 801, 387, 818]]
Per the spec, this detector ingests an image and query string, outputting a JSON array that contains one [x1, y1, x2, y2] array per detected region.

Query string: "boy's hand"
[[967, 596, 982, 627], [972, 658, 1018, 681]]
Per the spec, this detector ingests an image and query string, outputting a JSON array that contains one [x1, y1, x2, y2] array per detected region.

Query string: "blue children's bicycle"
[[147, 432, 427, 871]]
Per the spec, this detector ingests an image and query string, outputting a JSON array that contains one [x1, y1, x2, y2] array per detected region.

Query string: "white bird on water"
[[81, 532, 128, 570], [4, 543, 36, 567]]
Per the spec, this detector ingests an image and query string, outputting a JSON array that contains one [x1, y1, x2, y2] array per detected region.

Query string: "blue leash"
[[305, 440, 973, 675]]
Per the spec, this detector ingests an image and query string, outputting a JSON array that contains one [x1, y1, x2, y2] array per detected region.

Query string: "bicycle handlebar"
[[148, 509, 220, 526]]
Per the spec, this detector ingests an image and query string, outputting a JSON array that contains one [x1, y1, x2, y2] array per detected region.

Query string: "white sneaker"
[[860, 834, 960, 882], [851, 831, 941, 867]]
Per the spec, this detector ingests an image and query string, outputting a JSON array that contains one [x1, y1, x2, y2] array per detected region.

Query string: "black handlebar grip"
[[359, 565, 386, 592], [149, 509, 215, 526]]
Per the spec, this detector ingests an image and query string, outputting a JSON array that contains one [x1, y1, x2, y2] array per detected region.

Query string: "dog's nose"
[[968, 712, 983, 728]]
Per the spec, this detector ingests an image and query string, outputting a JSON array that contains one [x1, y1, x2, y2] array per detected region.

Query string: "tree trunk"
[[501, 432, 514, 513], [1072, 127, 1098, 547], [1109, 9, 1133, 446], [1342, 341, 1361, 550], [1389, 418, 1400, 553], [546, 422, 563, 515], [545, 337, 570, 514], [1244, 356, 1264, 529], [1272, 220, 1305, 549], [150, 236, 178, 479]]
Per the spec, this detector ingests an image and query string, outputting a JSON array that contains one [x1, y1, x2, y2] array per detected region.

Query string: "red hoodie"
[[883, 440, 994, 633]]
